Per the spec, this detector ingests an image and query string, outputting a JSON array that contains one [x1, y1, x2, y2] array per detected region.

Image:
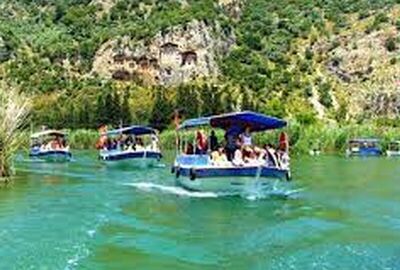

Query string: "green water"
[[1, 152, 400, 269]]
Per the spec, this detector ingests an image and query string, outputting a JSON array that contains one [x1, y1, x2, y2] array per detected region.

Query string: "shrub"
[[385, 37, 397, 52]]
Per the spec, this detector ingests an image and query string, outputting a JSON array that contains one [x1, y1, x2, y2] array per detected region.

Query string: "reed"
[[0, 84, 30, 180], [68, 129, 98, 150], [63, 123, 400, 155]]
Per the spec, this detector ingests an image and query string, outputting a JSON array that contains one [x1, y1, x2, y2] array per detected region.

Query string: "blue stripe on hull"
[[100, 151, 162, 161], [175, 166, 288, 179], [349, 149, 382, 157]]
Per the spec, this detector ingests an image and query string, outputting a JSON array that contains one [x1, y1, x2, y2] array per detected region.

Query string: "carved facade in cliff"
[[92, 20, 235, 85]]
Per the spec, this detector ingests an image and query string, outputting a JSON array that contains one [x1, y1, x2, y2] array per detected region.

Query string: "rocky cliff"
[[92, 20, 234, 85], [1, 0, 399, 127]]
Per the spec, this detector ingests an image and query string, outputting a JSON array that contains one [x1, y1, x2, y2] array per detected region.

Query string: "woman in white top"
[[241, 127, 252, 146]]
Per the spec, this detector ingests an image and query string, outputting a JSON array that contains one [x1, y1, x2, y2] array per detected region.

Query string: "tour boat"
[[346, 138, 382, 157], [386, 141, 400, 157], [309, 141, 321, 156], [30, 130, 72, 162], [98, 125, 162, 167], [172, 111, 291, 193]]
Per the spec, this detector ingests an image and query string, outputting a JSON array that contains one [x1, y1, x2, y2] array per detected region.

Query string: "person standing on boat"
[[209, 130, 218, 152], [195, 130, 208, 155], [225, 126, 241, 161], [240, 126, 252, 146]]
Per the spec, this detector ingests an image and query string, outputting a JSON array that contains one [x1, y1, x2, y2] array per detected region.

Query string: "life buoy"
[[189, 168, 196, 181]]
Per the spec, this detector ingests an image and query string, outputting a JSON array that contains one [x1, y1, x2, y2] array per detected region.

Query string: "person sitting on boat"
[[135, 137, 145, 151], [124, 135, 135, 150], [185, 142, 194, 155], [209, 130, 218, 152], [150, 133, 159, 151], [195, 130, 208, 155], [240, 126, 252, 146], [232, 147, 245, 166], [254, 146, 267, 162], [211, 146, 229, 166], [243, 146, 258, 164], [265, 144, 279, 167], [279, 150, 290, 170]]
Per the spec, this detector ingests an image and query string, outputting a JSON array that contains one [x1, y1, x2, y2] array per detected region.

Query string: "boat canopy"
[[348, 138, 380, 143], [105, 125, 156, 136], [31, 130, 66, 139], [178, 111, 286, 132]]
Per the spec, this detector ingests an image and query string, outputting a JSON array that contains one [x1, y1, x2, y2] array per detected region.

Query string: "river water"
[[1, 152, 400, 269]]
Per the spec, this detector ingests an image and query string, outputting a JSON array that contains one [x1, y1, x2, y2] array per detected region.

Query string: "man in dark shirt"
[[209, 130, 218, 152]]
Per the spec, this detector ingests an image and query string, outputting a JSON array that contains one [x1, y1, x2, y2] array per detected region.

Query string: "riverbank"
[[24, 122, 400, 155]]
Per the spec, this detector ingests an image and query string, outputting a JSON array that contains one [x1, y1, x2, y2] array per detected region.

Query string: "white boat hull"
[[386, 150, 400, 157]]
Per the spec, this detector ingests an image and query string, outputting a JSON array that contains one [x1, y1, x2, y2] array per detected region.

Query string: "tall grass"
[[0, 84, 30, 180], [68, 129, 98, 149], [65, 123, 400, 155]]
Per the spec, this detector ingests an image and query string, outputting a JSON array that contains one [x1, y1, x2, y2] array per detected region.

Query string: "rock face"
[[92, 20, 235, 85], [313, 14, 400, 118], [218, 0, 243, 19]]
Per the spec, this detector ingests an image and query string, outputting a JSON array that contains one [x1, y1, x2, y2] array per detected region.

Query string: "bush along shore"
[[0, 85, 30, 180], [37, 121, 400, 155]]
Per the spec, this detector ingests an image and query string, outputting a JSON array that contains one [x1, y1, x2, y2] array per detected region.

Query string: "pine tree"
[[150, 87, 172, 131], [121, 91, 132, 126]]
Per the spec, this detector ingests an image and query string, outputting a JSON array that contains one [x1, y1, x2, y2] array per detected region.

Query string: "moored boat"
[[172, 111, 291, 193], [98, 125, 162, 168], [386, 141, 400, 157], [30, 130, 72, 162], [346, 138, 382, 157], [309, 140, 321, 156]]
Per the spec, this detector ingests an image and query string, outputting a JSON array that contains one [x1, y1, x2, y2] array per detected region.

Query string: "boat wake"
[[242, 180, 303, 200], [124, 182, 303, 200], [124, 182, 220, 198]]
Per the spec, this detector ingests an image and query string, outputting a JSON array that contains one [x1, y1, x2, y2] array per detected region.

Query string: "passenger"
[[254, 146, 267, 162], [136, 137, 144, 150], [211, 146, 229, 166], [243, 146, 257, 163], [209, 130, 218, 152], [111, 139, 118, 150], [50, 136, 60, 150], [225, 126, 240, 161], [240, 126, 252, 146], [265, 143, 279, 167], [279, 150, 290, 170], [151, 133, 159, 151], [125, 135, 134, 150], [60, 137, 67, 149], [232, 147, 244, 166], [185, 142, 194, 155], [195, 130, 208, 155]]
